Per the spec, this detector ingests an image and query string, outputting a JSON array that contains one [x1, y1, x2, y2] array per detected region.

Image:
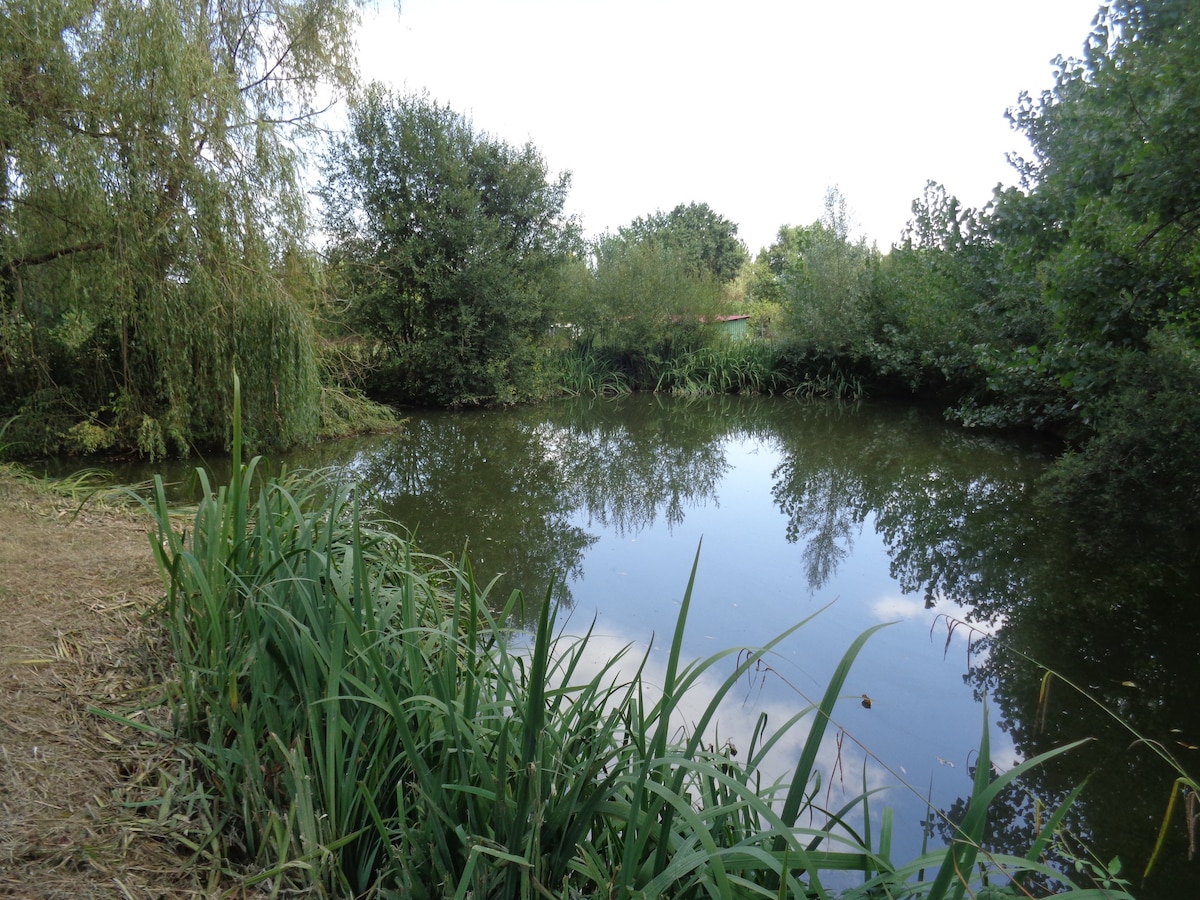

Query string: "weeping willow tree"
[[0, 0, 365, 457]]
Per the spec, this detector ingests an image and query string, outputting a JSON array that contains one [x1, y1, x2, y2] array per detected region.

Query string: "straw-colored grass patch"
[[0, 470, 232, 898]]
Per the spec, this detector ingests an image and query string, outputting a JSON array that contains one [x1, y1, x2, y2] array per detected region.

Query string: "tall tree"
[[1, 0, 362, 456], [319, 86, 577, 406], [867, 182, 1045, 398], [1002, 0, 1200, 351]]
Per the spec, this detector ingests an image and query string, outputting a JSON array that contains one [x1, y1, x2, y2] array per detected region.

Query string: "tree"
[[583, 237, 724, 359], [746, 224, 809, 310], [319, 86, 577, 407], [1001, 0, 1200, 352], [865, 182, 1046, 398], [618, 202, 749, 284], [1, 0, 364, 457], [976, 0, 1200, 516], [751, 187, 879, 356]]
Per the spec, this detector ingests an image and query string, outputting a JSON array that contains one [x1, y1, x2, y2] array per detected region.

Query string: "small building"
[[712, 314, 750, 341]]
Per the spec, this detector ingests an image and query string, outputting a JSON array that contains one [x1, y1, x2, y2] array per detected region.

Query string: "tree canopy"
[[1000, 0, 1200, 351], [976, 0, 1200, 516], [616, 202, 749, 284], [747, 188, 879, 356], [581, 238, 725, 361], [1, 0, 366, 456], [318, 86, 578, 406]]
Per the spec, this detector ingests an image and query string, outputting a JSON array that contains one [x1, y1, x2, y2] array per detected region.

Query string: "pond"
[[99, 394, 1199, 897]]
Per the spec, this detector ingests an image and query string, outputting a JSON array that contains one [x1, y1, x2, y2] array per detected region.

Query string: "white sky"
[[354, 0, 1100, 254]]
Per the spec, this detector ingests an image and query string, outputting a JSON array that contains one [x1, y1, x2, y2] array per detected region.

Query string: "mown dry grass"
[[0, 470, 241, 898]]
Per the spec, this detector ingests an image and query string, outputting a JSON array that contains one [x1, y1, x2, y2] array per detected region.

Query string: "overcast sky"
[[354, 0, 1101, 254]]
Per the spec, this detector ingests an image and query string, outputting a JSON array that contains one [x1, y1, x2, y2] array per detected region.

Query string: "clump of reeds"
[[138, 375, 1132, 898], [782, 361, 865, 401], [654, 343, 781, 397], [557, 346, 634, 397]]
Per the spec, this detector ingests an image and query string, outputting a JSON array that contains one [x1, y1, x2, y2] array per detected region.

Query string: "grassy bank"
[[0, 466, 228, 897], [554, 341, 867, 402], [120, 379, 1136, 898]]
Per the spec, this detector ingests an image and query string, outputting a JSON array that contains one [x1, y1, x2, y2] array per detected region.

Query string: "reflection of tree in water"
[[763, 404, 1195, 889], [872, 440, 1045, 616], [956, 540, 1200, 897], [769, 404, 880, 590], [842, 430, 1200, 894], [538, 396, 734, 537], [864, 460, 1200, 899], [767, 402, 1046, 596], [319, 410, 597, 616], [929, 760, 1081, 896], [772, 463, 860, 590], [298, 397, 743, 618]]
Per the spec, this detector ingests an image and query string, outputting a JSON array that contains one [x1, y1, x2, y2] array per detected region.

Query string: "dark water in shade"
[[87, 394, 1200, 897]]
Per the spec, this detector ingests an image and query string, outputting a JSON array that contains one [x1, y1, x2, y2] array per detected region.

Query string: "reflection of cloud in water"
[[870, 594, 927, 623], [866, 595, 1021, 772], [871, 594, 1005, 642], [989, 729, 1023, 770], [550, 627, 900, 839]]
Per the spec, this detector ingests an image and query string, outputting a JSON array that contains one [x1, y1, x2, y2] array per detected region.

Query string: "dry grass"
[[0, 469, 239, 898]]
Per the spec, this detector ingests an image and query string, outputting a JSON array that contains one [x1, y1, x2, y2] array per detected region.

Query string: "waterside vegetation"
[[5, 2, 1198, 539], [3, 0, 1198, 893], [120, 382, 1138, 897]]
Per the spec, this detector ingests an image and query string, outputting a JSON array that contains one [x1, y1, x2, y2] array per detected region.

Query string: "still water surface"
[[103, 394, 1200, 896]]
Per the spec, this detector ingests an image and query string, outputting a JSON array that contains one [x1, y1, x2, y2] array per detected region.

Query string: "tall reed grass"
[[555, 341, 868, 402], [654, 344, 781, 397], [556, 346, 633, 397], [134, 375, 1134, 898], [779, 360, 866, 401]]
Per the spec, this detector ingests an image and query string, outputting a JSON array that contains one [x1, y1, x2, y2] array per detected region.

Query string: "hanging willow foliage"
[[0, 0, 364, 457]]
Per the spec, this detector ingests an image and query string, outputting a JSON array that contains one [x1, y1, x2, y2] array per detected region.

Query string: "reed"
[[782, 362, 866, 401], [654, 343, 781, 397], [556, 346, 633, 397], [136, 375, 1132, 897]]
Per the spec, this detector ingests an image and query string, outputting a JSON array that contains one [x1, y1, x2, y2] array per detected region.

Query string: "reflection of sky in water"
[[85, 397, 1040, 877], [87, 396, 1198, 888], [558, 431, 1017, 868]]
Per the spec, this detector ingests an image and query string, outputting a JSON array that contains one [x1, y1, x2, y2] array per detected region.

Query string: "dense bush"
[[319, 87, 577, 408]]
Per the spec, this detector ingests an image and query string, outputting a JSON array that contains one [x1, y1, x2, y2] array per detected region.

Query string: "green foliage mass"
[[550, 203, 750, 391], [765, 188, 881, 358], [617, 201, 750, 284], [734, 1, 1200, 518], [580, 240, 726, 373], [319, 86, 579, 407], [0, 0, 364, 457], [967, 0, 1200, 513], [862, 182, 1048, 401], [739, 188, 883, 397]]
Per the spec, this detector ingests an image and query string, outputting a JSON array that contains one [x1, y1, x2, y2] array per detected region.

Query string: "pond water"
[[94, 394, 1199, 896]]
